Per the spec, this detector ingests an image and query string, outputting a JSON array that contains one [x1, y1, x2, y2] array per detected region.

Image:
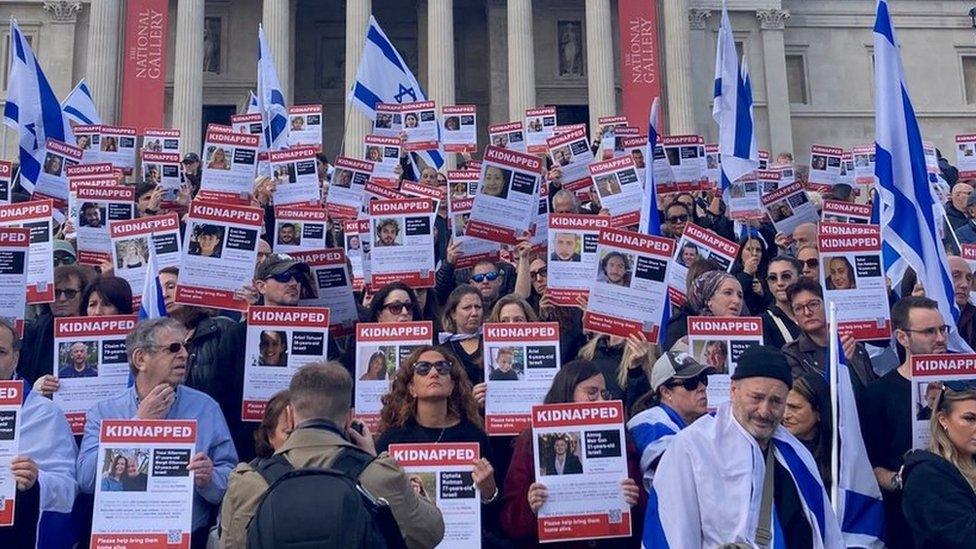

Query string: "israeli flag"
[[257, 24, 289, 151], [873, 0, 971, 351], [828, 305, 885, 548], [639, 97, 663, 237], [349, 16, 444, 169], [138, 249, 167, 320], [2, 19, 74, 194], [712, 3, 758, 188], [246, 90, 260, 115], [61, 79, 101, 126]]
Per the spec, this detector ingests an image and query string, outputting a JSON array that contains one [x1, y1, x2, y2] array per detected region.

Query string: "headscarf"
[[686, 271, 736, 316]]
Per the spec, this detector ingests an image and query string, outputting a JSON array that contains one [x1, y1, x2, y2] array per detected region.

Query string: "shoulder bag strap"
[[755, 446, 776, 548]]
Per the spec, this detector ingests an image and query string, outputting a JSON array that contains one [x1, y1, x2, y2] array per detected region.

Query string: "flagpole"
[[334, 95, 355, 161], [943, 210, 963, 253], [828, 302, 840, 511]]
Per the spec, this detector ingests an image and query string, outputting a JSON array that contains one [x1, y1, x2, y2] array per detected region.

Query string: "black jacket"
[[902, 449, 976, 548], [781, 331, 876, 395], [18, 311, 54, 385], [184, 315, 238, 399]]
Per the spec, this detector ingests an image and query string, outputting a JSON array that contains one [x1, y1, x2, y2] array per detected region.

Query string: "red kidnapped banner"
[[617, 1, 661, 129], [120, 0, 168, 132]]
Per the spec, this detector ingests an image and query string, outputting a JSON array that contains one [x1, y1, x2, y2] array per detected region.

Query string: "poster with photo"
[[354, 321, 434, 430], [52, 315, 138, 434], [287, 104, 323, 149], [199, 128, 260, 204], [757, 169, 782, 195], [725, 172, 765, 221], [34, 139, 83, 206], [70, 185, 135, 266], [0, 161, 12, 206], [110, 213, 182, 308], [326, 156, 374, 220], [852, 144, 876, 203], [268, 146, 320, 206], [956, 134, 976, 180], [910, 354, 976, 449], [141, 151, 183, 206], [0, 380, 23, 527], [90, 419, 196, 548], [242, 306, 330, 421], [488, 121, 526, 153], [621, 135, 648, 183], [821, 200, 871, 224], [448, 169, 480, 200], [0, 228, 30, 336], [584, 228, 673, 340], [272, 206, 328, 253], [656, 135, 705, 197], [531, 400, 631, 543], [818, 223, 890, 340], [448, 195, 500, 270], [389, 443, 482, 549], [230, 113, 263, 136], [366, 198, 436, 288], [291, 248, 359, 339], [483, 322, 561, 436], [441, 105, 478, 153], [401, 101, 439, 152], [364, 134, 403, 187], [73, 125, 102, 164], [465, 146, 542, 245], [141, 128, 181, 154], [342, 219, 370, 292], [546, 127, 594, 192], [372, 103, 404, 138], [98, 126, 137, 174], [589, 156, 643, 227], [546, 214, 612, 306], [686, 316, 764, 409], [524, 107, 557, 154], [761, 181, 819, 237], [175, 201, 263, 311], [667, 223, 739, 306], [0, 200, 55, 303], [772, 163, 796, 187], [703, 143, 720, 188], [401, 180, 447, 217], [807, 144, 844, 194]]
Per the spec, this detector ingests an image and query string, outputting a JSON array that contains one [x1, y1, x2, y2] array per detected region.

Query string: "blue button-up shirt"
[[76, 384, 239, 531]]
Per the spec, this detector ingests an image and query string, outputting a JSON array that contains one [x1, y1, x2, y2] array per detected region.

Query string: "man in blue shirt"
[[77, 317, 238, 546]]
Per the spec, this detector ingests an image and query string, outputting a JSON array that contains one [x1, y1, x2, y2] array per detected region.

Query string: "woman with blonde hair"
[[902, 382, 976, 547], [487, 294, 539, 324]]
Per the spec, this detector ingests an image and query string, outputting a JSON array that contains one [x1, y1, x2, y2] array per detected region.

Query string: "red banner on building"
[[617, 1, 662, 130], [120, 0, 168, 132]]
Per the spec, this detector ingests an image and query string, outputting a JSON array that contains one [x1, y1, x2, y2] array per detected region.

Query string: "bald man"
[[791, 223, 818, 252], [946, 182, 974, 231]]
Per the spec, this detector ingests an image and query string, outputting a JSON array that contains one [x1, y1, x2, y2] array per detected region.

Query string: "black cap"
[[181, 152, 200, 164], [730, 345, 793, 388]]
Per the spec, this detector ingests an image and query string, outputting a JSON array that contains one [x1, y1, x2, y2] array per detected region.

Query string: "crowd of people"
[[4, 122, 976, 549]]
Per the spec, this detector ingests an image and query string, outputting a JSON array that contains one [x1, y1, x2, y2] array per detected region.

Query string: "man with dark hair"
[[375, 218, 400, 247], [277, 223, 298, 246], [219, 361, 444, 548], [861, 295, 947, 549], [80, 202, 102, 228]]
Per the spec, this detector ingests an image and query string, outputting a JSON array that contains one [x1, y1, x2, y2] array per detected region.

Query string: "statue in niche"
[[204, 17, 221, 73], [558, 21, 583, 76]]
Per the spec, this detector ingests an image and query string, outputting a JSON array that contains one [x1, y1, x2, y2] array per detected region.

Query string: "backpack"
[[246, 446, 408, 549]]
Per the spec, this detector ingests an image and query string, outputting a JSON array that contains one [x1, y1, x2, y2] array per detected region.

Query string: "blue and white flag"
[[138, 249, 167, 320], [712, 3, 758, 188], [349, 16, 444, 169], [639, 97, 663, 237], [245, 89, 260, 115], [873, 0, 971, 351], [828, 306, 885, 548], [257, 24, 289, 151], [61, 79, 101, 126], [2, 19, 74, 194], [627, 403, 685, 493]]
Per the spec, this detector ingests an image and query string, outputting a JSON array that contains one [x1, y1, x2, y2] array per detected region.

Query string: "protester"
[[665, 271, 743, 350], [577, 332, 653, 412], [761, 255, 802, 349], [80, 276, 133, 316], [731, 233, 770, 315], [218, 361, 445, 548], [253, 390, 291, 461], [784, 372, 832, 491], [945, 182, 972, 231], [439, 284, 486, 386], [947, 256, 976, 349], [796, 245, 820, 280], [649, 345, 842, 546]]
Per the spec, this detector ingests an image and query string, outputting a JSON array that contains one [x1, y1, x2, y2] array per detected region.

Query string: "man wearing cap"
[[182, 153, 201, 194], [646, 345, 842, 548]]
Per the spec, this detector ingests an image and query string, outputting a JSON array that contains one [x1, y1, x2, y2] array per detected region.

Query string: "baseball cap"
[[53, 240, 76, 263], [650, 350, 715, 393], [256, 253, 310, 281], [181, 153, 200, 164]]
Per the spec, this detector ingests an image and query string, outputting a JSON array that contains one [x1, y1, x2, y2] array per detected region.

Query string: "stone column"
[[84, 0, 122, 123], [263, 0, 292, 103], [688, 9, 713, 135], [662, 0, 694, 134], [344, 0, 373, 155], [585, 0, 615, 131], [42, 2, 82, 100], [757, 9, 793, 158], [487, 0, 508, 123], [172, 0, 205, 154], [428, 0, 455, 168], [418, 0, 429, 89], [507, 0, 536, 120]]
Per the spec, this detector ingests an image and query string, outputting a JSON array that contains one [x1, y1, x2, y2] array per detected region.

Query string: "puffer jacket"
[[184, 315, 237, 400]]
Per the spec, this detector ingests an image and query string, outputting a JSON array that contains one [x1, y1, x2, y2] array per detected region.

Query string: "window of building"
[[963, 56, 976, 104], [1, 32, 33, 92], [785, 54, 808, 105]]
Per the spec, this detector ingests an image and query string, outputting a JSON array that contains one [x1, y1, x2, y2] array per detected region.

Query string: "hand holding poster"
[[176, 201, 264, 311], [483, 322, 561, 436], [589, 156, 643, 227], [287, 105, 323, 149], [583, 228, 673, 340], [807, 144, 844, 193], [273, 206, 328, 252], [53, 315, 138, 434], [0, 228, 30, 335], [199, 128, 260, 204], [364, 135, 403, 186], [242, 306, 330, 420], [546, 127, 594, 192], [291, 248, 359, 338], [818, 223, 891, 340], [725, 172, 764, 221], [74, 125, 102, 163], [761, 181, 819, 237], [524, 107, 557, 154], [546, 214, 612, 305], [488, 122, 526, 153], [0, 380, 23, 527], [401, 101, 439, 152], [91, 419, 196, 548], [441, 105, 477, 153], [269, 147, 320, 206], [0, 200, 55, 303], [354, 321, 434, 429], [465, 146, 542, 245], [667, 223, 740, 306], [447, 196, 499, 269], [110, 213, 182, 307], [686, 317, 764, 409], [531, 400, 631, 543], [141, 151, 183, 206], [388, 443, 481, 549], [367, 198, 436, 288], [852, 144, 876, 202]]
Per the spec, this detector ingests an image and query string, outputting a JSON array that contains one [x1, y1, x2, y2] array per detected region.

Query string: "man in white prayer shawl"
[[645, 345, 842, 548], [0, 318, 77, 548]]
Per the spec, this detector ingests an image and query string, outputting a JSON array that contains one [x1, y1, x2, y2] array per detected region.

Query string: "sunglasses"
[[802, 258, 819, 269], [55, 288, 79, 300], [471, 271, 501, 283], [383, 301, 414, 315], [54, 253, 76, 265], [414, 360, 452, 376], [668, 374, 709, 391], [766, 272, 795, 284], [667, 214, 689, 224], [150, 341, 188, 354], [529, 267, 548, 280], [936, 380, 976, 409], [270, 270, 298, 284]]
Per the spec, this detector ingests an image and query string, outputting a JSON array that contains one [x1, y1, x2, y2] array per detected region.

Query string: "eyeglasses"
[[414, 360, 452, 376], [581, 386, 612, 401], [54, 253, 76, 265], [55, 288, 80, 300], [383, 301, 415, 315], [802, 258, 819, 269], [148, 341, 188, 354], [270, 270, 298, 284], [667, 214, 689, 224], [766, 272, 795, 284], [471, 271, 501, 283], [668, 374, 709, 391], [529, 267, 548, 280], [902, 325, 951, 337], [792, 299, 823, 315]]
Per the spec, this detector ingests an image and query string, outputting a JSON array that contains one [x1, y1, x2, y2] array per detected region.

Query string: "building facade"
[[2, 0, 976, 165]]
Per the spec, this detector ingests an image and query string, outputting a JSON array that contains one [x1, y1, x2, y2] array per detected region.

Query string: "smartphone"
[[350, 420, 365, 436]]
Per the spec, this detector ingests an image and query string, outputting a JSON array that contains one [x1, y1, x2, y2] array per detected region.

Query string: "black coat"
[[902, 449, 976, 549], [18, 311, 54, 384], [184, 315, 238, 399]]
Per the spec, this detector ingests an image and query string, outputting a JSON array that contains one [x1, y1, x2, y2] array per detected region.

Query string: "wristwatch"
[[889, 471, 903, 491]]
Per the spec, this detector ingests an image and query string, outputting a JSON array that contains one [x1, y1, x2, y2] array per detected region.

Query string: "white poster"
[[484, 322, 561, 436], [287, 104, 324, 150], [818, 223, 891, 341], [269, 146, 320, 206], [441, 105, 478, 153], [199, 128, 260, 204], [464, 146, 542, 246], [354, 322, 434, 430], [686, 317, 764, 409]]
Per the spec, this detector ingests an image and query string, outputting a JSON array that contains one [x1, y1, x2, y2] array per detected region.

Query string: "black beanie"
[[730, 345, 793, 388]]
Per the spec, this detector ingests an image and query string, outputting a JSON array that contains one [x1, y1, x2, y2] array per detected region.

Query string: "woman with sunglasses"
[[375, 346, 508, 545], [761, 255, 803, 349], [501, 360, 644, 546], [627, 351, 713, 491], [902, 382, 976, 548], [366, 282, 424, 323]]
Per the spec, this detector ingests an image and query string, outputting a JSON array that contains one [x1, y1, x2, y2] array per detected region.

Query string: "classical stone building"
[[2, 0, 976, 165]]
